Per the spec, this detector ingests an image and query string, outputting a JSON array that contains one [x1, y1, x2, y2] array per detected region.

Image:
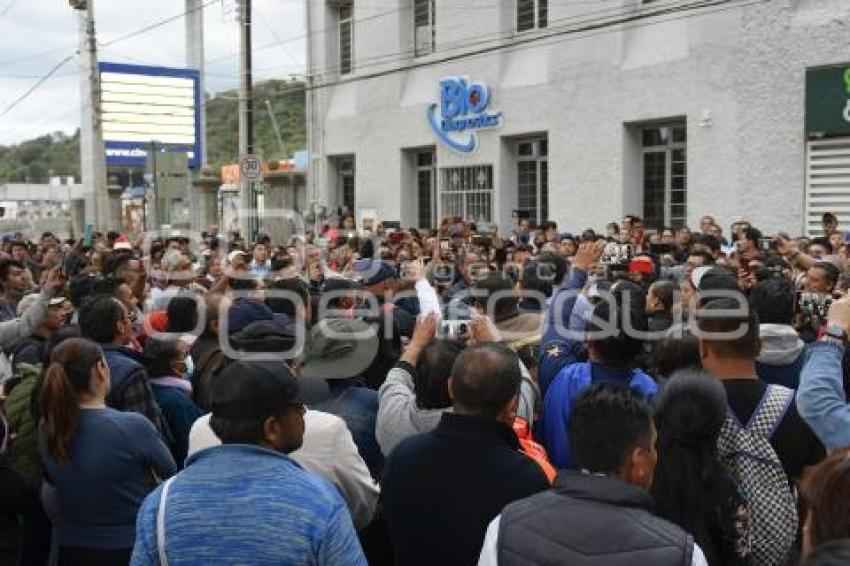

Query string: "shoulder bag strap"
[[156, 476, 177, 566]]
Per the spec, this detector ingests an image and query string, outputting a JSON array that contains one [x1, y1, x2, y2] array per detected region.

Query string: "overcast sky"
[[0, 0, 306, 145]]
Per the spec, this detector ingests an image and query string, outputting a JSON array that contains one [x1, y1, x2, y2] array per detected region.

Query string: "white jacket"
[[187, 410, 379, 529]]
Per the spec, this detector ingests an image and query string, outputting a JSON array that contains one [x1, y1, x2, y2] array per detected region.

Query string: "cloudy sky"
[[0, 0, 306, 145]]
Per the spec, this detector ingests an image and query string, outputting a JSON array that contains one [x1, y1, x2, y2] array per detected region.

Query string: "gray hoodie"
[[758, 324, 805, 366]]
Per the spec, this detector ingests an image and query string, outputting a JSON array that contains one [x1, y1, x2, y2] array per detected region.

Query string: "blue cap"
[[354, 259, 397, 286]]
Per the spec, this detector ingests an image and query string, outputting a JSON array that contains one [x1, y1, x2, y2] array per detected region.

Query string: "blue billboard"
[[99, 62, 201, 168]]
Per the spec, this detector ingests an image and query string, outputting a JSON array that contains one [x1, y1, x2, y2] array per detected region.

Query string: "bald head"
[[450, 343, 521, 419]]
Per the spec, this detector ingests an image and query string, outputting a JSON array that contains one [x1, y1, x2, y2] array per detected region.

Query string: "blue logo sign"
[[428, 76, 502, 153]]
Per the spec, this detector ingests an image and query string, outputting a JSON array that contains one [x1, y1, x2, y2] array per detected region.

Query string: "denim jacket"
[[797, 341, 850, 451]]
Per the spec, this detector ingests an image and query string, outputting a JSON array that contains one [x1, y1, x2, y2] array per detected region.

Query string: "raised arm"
[[797, 298, 850, 451], [0, 268, 64, 352], [542, 241, 602, 346]]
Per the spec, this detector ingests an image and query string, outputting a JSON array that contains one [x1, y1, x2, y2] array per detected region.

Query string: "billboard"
[[99, 62, 201, 168]]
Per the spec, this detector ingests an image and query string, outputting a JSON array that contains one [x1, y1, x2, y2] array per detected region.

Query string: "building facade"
[[305, 0, 850, 236]]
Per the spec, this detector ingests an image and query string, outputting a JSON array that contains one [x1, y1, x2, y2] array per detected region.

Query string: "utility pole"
[[72, 0, 110, 233], [238, 0, 255, 242], [186, 0, 207, 233], [265, 99, 286, 158]]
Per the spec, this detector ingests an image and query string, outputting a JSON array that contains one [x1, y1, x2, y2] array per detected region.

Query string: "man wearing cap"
[[302, 318, 384, 478], [558, 234, 577, 257], [147, 250, 202, 312], [132, 360, 367, 565], [352, 258, 416, 385], [7, 294, 71, 373], [681, 265, 741, 314]]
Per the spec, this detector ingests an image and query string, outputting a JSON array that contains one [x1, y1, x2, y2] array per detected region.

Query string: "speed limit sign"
[[240, 154, 263, 182]]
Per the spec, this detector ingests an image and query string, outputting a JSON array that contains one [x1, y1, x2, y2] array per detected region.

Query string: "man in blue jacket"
[[539, 241, 657, 470], [131, 360, 365, 565]]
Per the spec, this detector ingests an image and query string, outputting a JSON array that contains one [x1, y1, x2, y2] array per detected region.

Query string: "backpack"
[[717, 384, 798, 566]]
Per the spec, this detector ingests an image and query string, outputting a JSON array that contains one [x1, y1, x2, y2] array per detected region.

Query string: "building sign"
[[99, 62, 201, 168], [428, 77, 502, 153], [806, 63, 850, 138]]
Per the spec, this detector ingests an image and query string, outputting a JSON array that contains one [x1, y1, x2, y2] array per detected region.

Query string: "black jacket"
[[381, 412, 549, 566], [498, 471, 694, 566]]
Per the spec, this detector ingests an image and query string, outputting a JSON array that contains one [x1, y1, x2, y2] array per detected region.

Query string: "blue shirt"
[[131, 444, 366, 566], [42, 408, 176, 549], [797, 341, 850, 451], [541, 362, 658, 469]]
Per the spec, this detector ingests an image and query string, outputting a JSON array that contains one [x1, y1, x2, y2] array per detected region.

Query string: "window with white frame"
[[517, 138, 548, 225], [339, 3, 353, 75], [640, 124, 687, 230], [416, 150, 436, 228], [338, 157, 355, 214], [517, 0, 547, 33], [440, 165, 493, 223], [413, 0, 435, 57]]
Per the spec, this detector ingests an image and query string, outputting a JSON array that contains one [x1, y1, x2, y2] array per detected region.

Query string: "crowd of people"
[[1, 210, 850, 565]]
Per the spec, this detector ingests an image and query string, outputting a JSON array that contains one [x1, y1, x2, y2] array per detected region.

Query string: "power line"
[[205, 0, 668, 74], [206, 3, 407, 65], [195, 0, 763, 98], [0, 55, 75, 117], [0, 0, 17, 17], [301, 0, 663, 79], [283, 0, 755, 86], [98, 0, 218, 48], [286, 0, 768, 95], [0, 45, 76, 70]]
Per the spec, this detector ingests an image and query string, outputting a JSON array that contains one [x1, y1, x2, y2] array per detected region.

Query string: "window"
[[517, 0, 547, 33], [339, 4, 353, 75], [416, 151, 436, 228], [413, 0, 435, 57], [339, 158, 355, 214], [516, 138, 548, 225], [640, 124, 687, 230], [440, 165, 493, 223]]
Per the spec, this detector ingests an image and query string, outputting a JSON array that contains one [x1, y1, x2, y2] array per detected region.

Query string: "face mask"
[[184, 355, 195, 380]]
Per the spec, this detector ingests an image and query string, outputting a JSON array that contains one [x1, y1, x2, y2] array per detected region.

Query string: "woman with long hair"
[[40, 338, 175, 566], [802, 446, 850, 556], [651, 370, 752, 566]]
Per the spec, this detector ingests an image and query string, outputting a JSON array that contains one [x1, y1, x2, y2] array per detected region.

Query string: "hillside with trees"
[[0, 78, 306, 183]]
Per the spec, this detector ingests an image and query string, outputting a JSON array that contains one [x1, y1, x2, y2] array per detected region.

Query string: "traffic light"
[[68, 0, 87, 10]]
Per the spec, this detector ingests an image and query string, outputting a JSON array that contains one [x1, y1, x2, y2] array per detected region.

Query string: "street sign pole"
[[240, 154, 263, 241]]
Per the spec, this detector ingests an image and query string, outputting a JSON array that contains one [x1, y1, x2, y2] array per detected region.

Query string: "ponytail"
[[38, 337, 105, 466], [40, 362, 80, 465]]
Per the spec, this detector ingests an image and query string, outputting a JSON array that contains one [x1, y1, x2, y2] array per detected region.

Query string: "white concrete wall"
[[306, 0, 850, 235]]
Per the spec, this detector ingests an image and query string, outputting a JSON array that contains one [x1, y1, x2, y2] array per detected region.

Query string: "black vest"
[[498, 472, 694, 566]]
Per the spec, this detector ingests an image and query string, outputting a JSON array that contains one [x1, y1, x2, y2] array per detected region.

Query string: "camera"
[[758, 238, 775, 253], [601, 243, 632, 266], [797, 292, 833, 320], [437, 320, 470, 339]]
